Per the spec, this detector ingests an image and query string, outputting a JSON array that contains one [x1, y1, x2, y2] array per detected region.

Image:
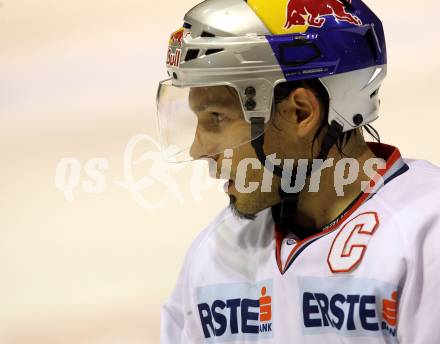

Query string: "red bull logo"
[[166, 47, 181, 68], [167, 28, 190, 68], [285, 0, 362, 29], [167, 28, 184, 68], [169, 28, 185, 48]]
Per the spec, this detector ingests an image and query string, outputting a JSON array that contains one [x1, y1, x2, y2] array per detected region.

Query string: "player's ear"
[[288, 87, 322, 139]]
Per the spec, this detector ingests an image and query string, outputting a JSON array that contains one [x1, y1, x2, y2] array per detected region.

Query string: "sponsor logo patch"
[[285, 0, 363, 29], [196, 280, 274, 342], [166, 48, 181, 68], [298, 276, 398, 339], [166, 27, 190, 68]]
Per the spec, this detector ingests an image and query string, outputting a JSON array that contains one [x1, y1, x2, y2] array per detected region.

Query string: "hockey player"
[[156, 0, 440, 342]]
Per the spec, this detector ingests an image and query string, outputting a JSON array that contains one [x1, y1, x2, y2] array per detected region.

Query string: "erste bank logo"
[[382, 291, 398, 335], [196, 280, 273, 342], [299, 276, 398, 339]]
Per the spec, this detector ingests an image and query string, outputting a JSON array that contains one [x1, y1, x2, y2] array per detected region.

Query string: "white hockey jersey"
[[160, 143, 440, 343]]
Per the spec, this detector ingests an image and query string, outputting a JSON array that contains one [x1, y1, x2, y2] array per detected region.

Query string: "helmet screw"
[[353, 114, 364, 126], [245, 87, 256, 97], [245, 99, 257, 111]]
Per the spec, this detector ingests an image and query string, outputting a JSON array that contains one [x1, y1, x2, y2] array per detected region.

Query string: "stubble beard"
[[228, 195, 257, 221]]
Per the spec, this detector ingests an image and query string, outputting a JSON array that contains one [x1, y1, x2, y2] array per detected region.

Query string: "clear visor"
[[156, 79, 268, 162]]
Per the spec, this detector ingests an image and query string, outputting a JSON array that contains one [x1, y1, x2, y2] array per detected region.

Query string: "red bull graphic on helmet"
[[285, 0, 362, 29], [167, 28, 190, 68], [166, 48, 181, 68], [169, 28, 185, 48]]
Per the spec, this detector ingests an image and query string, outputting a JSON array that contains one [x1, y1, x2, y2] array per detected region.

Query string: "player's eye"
[[199, 111, 227, 132], [211, 111, 225, 123]]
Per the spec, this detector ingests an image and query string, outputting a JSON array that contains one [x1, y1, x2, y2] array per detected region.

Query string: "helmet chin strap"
[[250, 118, 343, 233]]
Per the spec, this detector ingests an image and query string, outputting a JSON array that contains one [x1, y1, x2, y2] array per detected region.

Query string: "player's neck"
[[294, 134, 376, 229]]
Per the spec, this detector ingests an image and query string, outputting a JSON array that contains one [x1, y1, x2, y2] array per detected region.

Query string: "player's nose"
[[189, 126, 217, 160]]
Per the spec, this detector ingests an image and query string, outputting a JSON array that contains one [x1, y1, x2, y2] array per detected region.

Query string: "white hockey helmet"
[[157, 0, 386, 161]]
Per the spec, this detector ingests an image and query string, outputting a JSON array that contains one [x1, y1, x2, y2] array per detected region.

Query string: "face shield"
[[156, 79, 273, 162]]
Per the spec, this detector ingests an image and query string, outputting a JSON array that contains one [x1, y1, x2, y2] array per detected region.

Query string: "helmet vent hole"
[[364, 28, 379, 61], [185, 49, 200, 62], [279, 40, 321, 67], [370, 88, 379, 98], [201, 31, 215, 37], [205, 49, 224, 56]]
